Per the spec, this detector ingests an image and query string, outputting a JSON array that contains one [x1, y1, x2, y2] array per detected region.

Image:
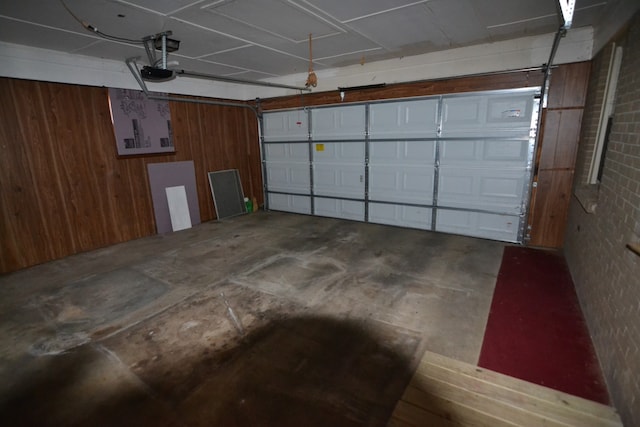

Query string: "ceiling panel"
[[0, 0, 80, 32], [162, 17, 247, 58], [472, 0, 558, 28], [299, 0, 427, 23], [117, 0, 204, 16], [570, 2, 608, 27], [173, 7, 302, 56], [57, 0, 167, 40], [487, 14, 559, 40], [204, 0, 341, 42], [277, 32, 382, 61], [344, 3, 450, 51], [71, 39, 148, 61], [0, 17, 98, 53], [0, 0, 621, 80], [201, 45, 309, 75], [425, 0, 491, 46]]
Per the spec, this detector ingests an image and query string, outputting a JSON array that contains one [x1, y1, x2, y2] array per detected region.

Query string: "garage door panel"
[[265, 163, 310, 193], [268, 193, 311, 214], [315, 198, 364, 221], [442, 92, 535, 137], [313, 164, 364, 198], [369, 203, 432, 230], [263, 110, 308, 141], [486, 94, 533, 128], [438, 168, 526, 212], [264, 142, 309, 162], [312, 105, 366, 140], [483, 139, 529, 162], [369, 99, 439, 138], [436, 209, 519, 242], [369, 165, 434, 204], [370, 140, 435, 165], [313, 142, 365, 163], [262, 88, 537, 244], [442, 96, 484, 131], [440, 139, 529, 168]]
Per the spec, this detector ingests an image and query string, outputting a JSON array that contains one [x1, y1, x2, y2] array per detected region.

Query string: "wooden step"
[[388, 350, 622, 427]]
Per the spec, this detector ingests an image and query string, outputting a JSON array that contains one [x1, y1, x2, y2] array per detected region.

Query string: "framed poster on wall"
[[108, 88, 175, 156]]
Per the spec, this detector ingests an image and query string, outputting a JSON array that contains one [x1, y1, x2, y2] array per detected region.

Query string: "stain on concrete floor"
[[0, 211, 504, 426]]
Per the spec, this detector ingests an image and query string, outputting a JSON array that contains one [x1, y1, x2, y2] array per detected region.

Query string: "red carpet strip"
[[478, 246, 610, 404]]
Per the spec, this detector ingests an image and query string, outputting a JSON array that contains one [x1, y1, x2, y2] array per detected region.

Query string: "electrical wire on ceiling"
[[59, 0, 144, 45]]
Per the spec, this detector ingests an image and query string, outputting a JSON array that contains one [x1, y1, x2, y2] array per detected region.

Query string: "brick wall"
[[564, 13, 640, 427]]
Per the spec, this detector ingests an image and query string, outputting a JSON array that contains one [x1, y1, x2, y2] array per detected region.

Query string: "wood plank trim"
[[388, 351, 622, 427]]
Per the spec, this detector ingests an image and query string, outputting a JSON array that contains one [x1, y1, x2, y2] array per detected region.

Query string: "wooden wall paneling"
[[67, 85, 111, 248], [243, 108, 262, 206], [0, 79, 45, 271], [170, 100, 206, 221], [236, 108, 259, 207], [546, 62, 591, 109], [527, 61, 591, 248], [167, 100, 261, 222], [538, 109, 584, 170], [45, 83, 90, 251], [89, 87, 132, 245], [528, 169, 575, 248], [18, 80, 75, 261], [193, 103, 215, 222], [0, 78, 263, 273]]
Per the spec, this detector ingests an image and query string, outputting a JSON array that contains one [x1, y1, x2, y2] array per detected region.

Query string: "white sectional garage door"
[[262, 88, 539, 243]]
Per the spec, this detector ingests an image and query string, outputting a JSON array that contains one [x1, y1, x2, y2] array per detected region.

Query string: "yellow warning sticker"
[[316, 143, 325, 152]]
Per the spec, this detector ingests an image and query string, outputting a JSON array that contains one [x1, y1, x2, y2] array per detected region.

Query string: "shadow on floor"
[[0, 315, 436, 427]]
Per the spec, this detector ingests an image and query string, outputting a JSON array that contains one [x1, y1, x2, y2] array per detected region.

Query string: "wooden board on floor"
[[388, 350, 622, 427]]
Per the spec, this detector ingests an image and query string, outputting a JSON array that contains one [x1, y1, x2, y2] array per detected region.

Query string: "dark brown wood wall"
[[528, 62, 591, 248], [0, 78, 261, 274]]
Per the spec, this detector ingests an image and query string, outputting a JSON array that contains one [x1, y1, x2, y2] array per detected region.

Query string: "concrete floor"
[[0, 211, 504, 426]]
